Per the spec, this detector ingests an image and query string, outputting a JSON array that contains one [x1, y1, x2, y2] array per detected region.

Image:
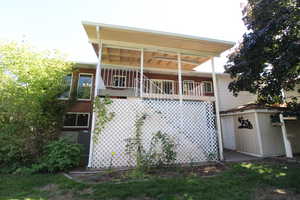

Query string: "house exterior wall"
[[62, 67, 96, 131], [63, 65, 215, 131], [216, 75, 257, 111], [257, 112, 285, 157]]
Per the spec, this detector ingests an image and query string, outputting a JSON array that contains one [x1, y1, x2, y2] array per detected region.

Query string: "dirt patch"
[[255, 187, 300, 200], [39, 183, 59, 192], [38, 184, 80, 200], [68, 163, 226, 184], [79, 187, 94, 195], [48, 191, 74, 200]]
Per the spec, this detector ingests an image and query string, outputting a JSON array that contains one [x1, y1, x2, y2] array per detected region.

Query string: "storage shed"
[[220, 104, 300, 157]]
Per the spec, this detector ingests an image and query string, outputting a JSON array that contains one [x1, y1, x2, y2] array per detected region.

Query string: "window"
[[59, 74, 72, 99], [151, 80, 174, 94], [203, 81, 213, 93], [77, 74, 93, 100], [112, 75, 126, 88], [183, 80, 194, 95], [63, 113, 90, 128]]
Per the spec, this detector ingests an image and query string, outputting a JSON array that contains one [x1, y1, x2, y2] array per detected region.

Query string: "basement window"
[[63, 113, 90, 128]]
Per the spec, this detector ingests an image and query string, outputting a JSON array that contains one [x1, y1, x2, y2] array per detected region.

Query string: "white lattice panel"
[[91, 99, 219, 168]]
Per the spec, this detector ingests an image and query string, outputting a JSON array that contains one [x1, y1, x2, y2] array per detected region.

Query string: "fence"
[[90, 98, 218, 168]]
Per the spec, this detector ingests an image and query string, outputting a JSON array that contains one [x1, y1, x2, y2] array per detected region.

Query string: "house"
[[61, 22, 299, 168], [61, 22, 236, 168]]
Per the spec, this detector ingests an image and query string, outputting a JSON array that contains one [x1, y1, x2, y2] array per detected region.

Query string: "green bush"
[[38, 139, 83, 173], [0, 42, 74, 171]]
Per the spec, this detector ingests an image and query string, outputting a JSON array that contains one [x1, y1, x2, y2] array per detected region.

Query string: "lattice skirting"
[[90, 98, 219, 168]]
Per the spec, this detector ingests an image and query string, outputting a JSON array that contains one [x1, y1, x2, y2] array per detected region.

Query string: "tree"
[[0, 42, 74, 168], [225, 0, 300, 105]]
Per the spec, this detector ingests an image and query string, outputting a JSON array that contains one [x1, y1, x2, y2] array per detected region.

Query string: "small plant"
[[125, 113, 147, 169], [93, 96, 115, 143], [207, 152, 218, 161], [109, 151, 116, 169], [147, 131, 177, 167], [125, 113, 177, 172], [37, 139, 82, 173]]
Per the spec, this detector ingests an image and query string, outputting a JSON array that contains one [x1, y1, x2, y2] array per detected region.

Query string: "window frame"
[[150, 79, 174, 95], [202, 81, 213, 93], [183, 80, 195, 95], [77, 73, 94, 101], [63, 112, 90, 128], [58, 73, 73, 100], [112, 75, 127, 88]]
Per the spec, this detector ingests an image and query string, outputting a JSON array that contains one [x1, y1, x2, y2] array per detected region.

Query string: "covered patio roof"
[[82, 21, 235, 71]]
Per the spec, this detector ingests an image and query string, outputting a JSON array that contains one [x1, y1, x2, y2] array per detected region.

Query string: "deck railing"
[[100, 67, 212, 99]]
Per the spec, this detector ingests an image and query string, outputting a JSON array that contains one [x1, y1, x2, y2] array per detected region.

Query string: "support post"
[[140, 48, 144, 98], [279, 113, 293, 158], [211, 58, 224, 160], [177, 53, 184, 131], [177, 53, 183, 101], [88, 26, 102, 168]]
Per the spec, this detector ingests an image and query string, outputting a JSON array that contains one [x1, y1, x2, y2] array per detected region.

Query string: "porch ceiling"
[[83, 21, 235, 71]]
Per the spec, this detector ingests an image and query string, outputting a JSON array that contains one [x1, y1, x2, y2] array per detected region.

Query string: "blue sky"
[[1, 0, 247, 72]]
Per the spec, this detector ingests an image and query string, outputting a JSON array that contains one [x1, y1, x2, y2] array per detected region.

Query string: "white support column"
[[178, 53, 184, 131], [211, 58, 224, 160], [140, 48, 144, 98], [88, 26, 102, 168], [279, 113, 293, 158], [177, 53, 183, 101]]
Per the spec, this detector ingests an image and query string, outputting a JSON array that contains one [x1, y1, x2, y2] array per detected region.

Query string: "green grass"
[[0, 162, 300, 200]]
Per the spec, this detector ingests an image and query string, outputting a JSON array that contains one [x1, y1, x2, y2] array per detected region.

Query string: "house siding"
[[216, 75, 257, 111]]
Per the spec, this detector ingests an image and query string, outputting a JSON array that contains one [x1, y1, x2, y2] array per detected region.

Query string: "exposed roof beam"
[[89, 39, 219, 57], [152, 56, 202, 65]]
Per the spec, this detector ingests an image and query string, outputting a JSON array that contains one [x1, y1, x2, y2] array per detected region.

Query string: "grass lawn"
[[1, 160, 300, 200]]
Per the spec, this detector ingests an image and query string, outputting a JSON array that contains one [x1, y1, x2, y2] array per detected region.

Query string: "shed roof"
[[220, 103, 284, 114]]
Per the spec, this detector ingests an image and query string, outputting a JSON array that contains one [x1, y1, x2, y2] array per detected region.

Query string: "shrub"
[[37, 139, 83, 173], [0, 42, 74, 171]]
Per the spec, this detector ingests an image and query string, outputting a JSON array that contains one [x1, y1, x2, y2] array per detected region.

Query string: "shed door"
[[221, 116, 236, 150]]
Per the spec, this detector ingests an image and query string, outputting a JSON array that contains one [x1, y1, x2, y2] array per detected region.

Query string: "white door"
[[221, 116, 236, 150]]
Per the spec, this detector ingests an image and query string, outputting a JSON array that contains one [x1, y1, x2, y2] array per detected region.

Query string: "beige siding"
[[234, 113, 261, 156], [285, 84, 300, 103], [257, 113, 285, 156], [217, 75, 257, 111], [286, 121, 300, 153]]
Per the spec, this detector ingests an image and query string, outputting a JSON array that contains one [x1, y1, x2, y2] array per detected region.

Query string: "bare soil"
[[255, 187, 300, 200], [68, 163, 227, 184]]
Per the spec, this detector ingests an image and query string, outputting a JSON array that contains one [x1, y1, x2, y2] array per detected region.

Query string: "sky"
[[0, 0, 247, 72]]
